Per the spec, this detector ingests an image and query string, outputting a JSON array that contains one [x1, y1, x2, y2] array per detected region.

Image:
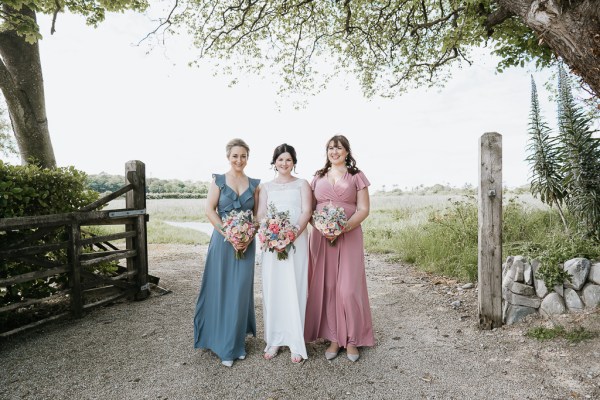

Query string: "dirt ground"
[[1, 244, 599, 399]]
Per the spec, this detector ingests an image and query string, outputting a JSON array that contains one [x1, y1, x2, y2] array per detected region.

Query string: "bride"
[[256, 143, 312, 363]]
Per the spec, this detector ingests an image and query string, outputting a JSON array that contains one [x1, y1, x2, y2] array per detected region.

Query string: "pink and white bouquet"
[[258, 203, 299, 261], [221, 209, 258, 260], [312, 202, 348, 246]]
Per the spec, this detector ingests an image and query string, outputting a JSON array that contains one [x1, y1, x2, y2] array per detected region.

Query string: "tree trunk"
[[0, 5, 55, 168], [497, 0, 600, 96]]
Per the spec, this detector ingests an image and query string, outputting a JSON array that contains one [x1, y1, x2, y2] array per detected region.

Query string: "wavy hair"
[[315, 135, 360, 177]]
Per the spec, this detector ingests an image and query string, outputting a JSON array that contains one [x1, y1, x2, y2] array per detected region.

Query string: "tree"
[[0, 0, 148, 168], [170, 0, 600, 98]]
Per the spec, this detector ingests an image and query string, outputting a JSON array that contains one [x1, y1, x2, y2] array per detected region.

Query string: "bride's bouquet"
[[312, 202, 348, 246], [221, 209, 258, 260], [258, 203, 299, 261]]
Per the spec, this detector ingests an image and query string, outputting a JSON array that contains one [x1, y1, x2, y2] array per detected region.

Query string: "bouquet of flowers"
[[257, 202, 299, 261], [221, 209, 258, 260], [312, 202, 348, 246]]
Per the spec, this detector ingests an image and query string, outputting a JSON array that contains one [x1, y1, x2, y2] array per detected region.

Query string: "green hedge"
[[0, 161, 99, 218], [1, 162, 100, 307]]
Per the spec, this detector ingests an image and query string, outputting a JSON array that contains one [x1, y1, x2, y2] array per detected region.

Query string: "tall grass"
[[104, 194, 599, 282], [364, 193, 599, 282]]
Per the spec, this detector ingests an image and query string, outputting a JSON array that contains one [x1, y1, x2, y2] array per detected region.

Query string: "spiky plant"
[[556, 64, 600, 240], [526, 76, 568, 230]]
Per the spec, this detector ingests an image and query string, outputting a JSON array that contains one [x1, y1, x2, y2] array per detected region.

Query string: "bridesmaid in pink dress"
[[304, 134, 374, 362]]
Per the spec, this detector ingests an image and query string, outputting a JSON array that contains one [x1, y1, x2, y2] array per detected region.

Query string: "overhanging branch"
[[484, 6, 515, 36]]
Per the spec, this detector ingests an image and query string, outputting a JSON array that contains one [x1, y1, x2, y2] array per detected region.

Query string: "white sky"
[[33, 8, 557, 191]]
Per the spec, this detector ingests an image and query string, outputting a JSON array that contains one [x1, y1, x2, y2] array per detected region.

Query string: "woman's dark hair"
[[271, 143, 298, 169], [315, 135, 360, 177]]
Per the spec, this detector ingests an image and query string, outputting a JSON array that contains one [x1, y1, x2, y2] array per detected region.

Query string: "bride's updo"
[[271, 143, 298, 167]]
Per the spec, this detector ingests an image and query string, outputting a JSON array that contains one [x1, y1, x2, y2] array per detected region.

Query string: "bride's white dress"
[[261, 179, 309, 359]]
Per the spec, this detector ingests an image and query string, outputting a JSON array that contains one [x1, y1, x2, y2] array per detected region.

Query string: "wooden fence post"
[[125, 160, 149, 300], [68, 221, 83, 318], [478, 132, 503, 330]]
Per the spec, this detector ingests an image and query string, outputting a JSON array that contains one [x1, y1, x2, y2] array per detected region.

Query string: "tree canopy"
[[1, 0, 148, 43], [169, 0, 598, 98]]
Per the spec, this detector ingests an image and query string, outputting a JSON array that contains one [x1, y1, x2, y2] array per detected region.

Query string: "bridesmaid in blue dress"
[[193, 138, 261, 367]]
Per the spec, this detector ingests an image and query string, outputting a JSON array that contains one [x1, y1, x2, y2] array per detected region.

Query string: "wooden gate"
[[0, 161, 152, 338]]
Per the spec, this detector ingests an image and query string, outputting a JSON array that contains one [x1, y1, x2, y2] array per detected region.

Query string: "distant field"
[[107, 192, 544, 243], [105, 198, 210, 245], [101, 193, 557, 281]]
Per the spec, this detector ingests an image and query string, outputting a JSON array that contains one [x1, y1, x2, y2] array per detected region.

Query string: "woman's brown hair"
[[315, 135, 360, 177]]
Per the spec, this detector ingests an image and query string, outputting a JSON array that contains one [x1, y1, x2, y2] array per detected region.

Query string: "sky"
[[27, 7, 558, 191]]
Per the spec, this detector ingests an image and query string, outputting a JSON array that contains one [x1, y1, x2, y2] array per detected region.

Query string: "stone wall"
[[502, 256, 600, 324]]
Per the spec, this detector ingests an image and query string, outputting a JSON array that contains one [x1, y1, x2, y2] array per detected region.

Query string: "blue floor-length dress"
[[193, 173, 260, 361]]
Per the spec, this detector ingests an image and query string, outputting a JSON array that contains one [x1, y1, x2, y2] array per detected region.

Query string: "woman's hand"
[[230, 238, 251, 252], [323, 232, 338, 241]]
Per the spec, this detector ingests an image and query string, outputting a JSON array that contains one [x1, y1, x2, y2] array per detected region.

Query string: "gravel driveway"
[[1, 244, 599, 399]]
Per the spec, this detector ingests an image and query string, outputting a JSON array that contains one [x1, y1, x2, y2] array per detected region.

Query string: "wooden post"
[[478, 132, 503, 330], [125, 160, 150, 300], [68, 221, 83, 318]]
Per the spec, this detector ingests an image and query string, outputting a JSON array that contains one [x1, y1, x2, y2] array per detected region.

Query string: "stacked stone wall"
[[502, 256, 600, 324]]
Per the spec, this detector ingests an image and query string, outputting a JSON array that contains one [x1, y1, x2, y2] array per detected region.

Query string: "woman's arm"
[[344, 186, 370, 232], [253, 183, 261, 217], [255, 183, 267, 221], [296, 180, 313, 237], [205, 179, 224, 237]]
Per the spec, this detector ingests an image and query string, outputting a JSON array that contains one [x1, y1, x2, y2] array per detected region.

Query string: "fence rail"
[[0, 160, 151, 338]]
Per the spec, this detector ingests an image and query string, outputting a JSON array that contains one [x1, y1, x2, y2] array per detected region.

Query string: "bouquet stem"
[[235, 249, 245, 260]]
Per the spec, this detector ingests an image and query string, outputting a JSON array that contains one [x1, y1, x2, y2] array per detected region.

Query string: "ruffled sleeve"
[[310, 175, 319, 191], [249, 177, 261, 194], [353, 171, 370, 191], [212, 173, 225, 190]]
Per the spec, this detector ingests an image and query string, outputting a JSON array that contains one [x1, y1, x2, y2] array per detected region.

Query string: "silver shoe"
[[347, 352, 360, 362], [221, 360, 233, 367]]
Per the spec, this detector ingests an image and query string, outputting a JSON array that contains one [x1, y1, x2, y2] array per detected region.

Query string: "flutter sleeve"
[[354, 171, 370, 191], [310, 175, 319, 191], [249, 177, 261, 194], [212, 173, 225, 190]]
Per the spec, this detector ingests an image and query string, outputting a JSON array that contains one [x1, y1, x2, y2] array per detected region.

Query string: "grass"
[[102, 192, 598, 283], [97, 199, 210, 245], [526, 325, 598, 343], [364, 192, 599, 282]]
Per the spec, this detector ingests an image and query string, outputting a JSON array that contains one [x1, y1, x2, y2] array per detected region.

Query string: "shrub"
[[0, 161, 98, 218], [0, 162, 100, 306]]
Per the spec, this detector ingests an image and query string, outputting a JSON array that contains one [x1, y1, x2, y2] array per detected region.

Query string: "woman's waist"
[[315, 201, 356, 210]]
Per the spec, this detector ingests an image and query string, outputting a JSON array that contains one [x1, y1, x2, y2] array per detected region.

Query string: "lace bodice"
[[263, 179, 304, 225]]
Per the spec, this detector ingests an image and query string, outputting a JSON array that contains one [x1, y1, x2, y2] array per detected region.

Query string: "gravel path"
[[1, 244, 599, 399]]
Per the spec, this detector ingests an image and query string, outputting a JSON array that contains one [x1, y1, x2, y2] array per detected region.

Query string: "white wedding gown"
[[261, 179, 309, 359]]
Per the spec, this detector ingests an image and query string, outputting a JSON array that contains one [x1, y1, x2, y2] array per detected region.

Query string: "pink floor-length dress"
[[304, 171, 375, 347]]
